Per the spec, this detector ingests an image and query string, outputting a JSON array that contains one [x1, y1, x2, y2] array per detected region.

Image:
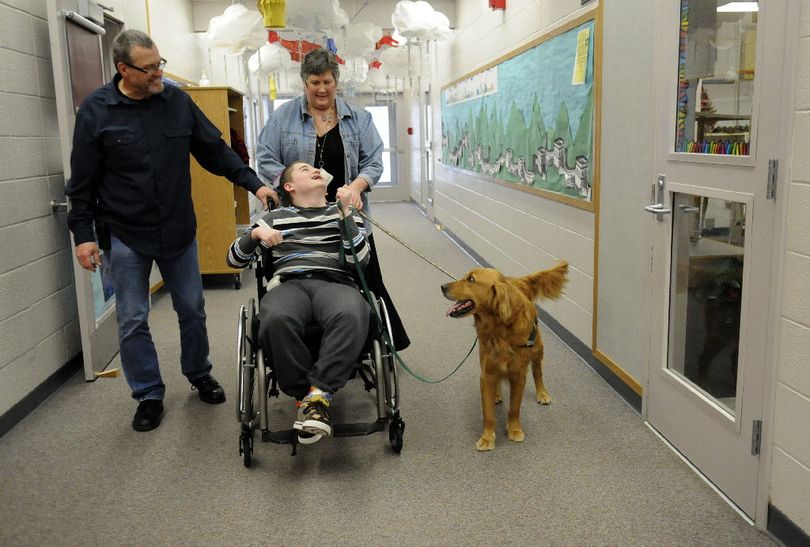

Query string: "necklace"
[[316, 130, 328, 168], [312, 102, 335, 124]]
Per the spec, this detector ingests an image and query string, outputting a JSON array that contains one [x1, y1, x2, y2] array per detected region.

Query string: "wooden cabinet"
[[184, 86, 252, 279]]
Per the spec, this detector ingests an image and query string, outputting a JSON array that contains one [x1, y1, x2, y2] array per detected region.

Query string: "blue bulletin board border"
[[440, 8, 601, 212]]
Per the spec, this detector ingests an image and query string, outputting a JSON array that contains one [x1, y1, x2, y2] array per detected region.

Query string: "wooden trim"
[[592, 0, 604, 350], [149, 280, 164, 294], [593, 348, 643, 396], [145, 0, 151, 35]]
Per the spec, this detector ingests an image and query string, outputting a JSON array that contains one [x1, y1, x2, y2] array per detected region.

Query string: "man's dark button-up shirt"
[[66, 74, 264, 258]]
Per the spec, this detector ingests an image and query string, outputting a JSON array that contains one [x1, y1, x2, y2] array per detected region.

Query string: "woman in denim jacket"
[[256, 48, 410, 350]]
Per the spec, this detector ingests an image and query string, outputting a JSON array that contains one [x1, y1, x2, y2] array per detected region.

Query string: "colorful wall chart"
[[441, 12, 599, 210]]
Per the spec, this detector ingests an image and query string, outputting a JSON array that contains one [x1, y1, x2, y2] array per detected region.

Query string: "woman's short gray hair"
[[300, 48, 340, 83], [112, 30, 154, 67]]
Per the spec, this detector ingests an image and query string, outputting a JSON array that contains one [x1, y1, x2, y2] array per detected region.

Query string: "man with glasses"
[[65, 29, 278, 432]]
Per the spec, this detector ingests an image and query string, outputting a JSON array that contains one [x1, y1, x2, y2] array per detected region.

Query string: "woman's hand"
[[251, 225, 283, 247], [343, 180, 366, 210]]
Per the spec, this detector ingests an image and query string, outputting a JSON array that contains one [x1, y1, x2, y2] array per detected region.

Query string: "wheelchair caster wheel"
[[389, 417, 404, 453], [240, 433, 253, 467]]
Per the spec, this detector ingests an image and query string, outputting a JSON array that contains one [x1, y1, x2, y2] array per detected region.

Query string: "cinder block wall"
[[770, 0, 810, 535], [0, 0, 80, 416]]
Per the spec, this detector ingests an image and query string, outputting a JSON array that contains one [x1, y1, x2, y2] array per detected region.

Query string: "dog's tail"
[[518, 260, 568, 301]]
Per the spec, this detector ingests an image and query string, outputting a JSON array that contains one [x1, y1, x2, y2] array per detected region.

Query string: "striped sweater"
[[226, 204, 369, 280]]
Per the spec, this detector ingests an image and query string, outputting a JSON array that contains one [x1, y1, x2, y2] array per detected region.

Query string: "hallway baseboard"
[[439, 222, 642, 413], [768, 504, 810, 547], [0, 354, 82, 440]]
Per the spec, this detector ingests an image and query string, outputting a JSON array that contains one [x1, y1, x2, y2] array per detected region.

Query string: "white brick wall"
[[0, 0, 77, 415], [770, 0, 810, 535]]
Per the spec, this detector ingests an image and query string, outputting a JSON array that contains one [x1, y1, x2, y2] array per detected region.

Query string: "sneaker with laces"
[[190, 374, 226, 404], [293, 394, 332, 437]]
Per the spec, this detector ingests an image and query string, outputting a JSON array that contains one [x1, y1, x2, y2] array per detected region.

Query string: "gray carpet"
[[0, 202, 774, 546]]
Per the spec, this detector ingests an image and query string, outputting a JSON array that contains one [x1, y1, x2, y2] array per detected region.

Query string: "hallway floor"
[[0, 202, 775, 545]]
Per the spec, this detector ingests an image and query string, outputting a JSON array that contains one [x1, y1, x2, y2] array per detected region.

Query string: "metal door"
[[47, 0, 119, 380], [646, 0, 788, 519]]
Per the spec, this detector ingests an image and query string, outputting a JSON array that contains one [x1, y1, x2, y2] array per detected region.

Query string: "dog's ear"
[[490, 281, 525, 324]]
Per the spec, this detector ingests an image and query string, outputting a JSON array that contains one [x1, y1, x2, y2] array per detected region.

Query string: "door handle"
[[644, 203, 672, 221], [678, 204, 700, 214], [51, 200, 68, 212]]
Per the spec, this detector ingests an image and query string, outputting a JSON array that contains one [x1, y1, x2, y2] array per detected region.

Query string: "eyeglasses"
[[124, 58, 167, 74]]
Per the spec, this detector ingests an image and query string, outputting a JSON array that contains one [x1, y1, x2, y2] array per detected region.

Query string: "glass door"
[[647, 0, 786, 519]]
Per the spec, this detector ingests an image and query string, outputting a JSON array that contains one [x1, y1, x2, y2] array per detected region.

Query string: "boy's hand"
[[335, 186, 354, 216], [251, 225, 283, 248]]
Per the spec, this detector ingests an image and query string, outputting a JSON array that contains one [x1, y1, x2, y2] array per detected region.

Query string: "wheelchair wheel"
[[371, 339, 387, 420], [236, 303, 249, 423], [239, 425, 253, 467], [237, 299, 258, 467], [377, 298, 400, 414], [389, 414, 404, 453]]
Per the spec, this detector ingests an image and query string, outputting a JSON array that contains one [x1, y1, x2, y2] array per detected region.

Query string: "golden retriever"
[[441, 262, 568, 451]]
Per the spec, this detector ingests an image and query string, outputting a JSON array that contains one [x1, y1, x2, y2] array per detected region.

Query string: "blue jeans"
[[108, 236, 213, 401]]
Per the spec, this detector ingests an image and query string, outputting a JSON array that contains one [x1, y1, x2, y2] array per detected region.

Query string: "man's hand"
[[251, 225, 283, 248], [76, 242, 101, 272], [255, 186, 279, 210]]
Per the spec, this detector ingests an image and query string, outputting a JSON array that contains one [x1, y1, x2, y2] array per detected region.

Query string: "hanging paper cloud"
[[342, 22, 383, 59], [286, 0, 348, 33], [366, 67, 389, 89], [248, 42, 292, 74], [392, 1, 451, 41], [380, 46, 419, 79], [205, 4, 267, 54]]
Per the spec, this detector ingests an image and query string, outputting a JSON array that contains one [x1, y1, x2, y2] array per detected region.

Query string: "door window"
[[667, 192, 745, 413], [366, 104, 397, 186], [674, 1, 758, 155]]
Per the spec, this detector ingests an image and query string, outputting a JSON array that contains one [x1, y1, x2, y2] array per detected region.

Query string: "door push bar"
[[644, 174, 671, 221]]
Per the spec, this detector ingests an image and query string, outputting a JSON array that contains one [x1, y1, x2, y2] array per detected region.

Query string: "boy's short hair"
[[276, 161, 304, 206]]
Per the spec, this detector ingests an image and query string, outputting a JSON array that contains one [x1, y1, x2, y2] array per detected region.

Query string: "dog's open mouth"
[[446, 300, 474, 317]]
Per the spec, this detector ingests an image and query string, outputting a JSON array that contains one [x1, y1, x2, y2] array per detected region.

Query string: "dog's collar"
[[522, 321, 538, 348]]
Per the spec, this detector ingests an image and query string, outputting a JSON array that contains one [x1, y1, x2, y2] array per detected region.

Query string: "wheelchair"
[[235, 252, 404, 467]]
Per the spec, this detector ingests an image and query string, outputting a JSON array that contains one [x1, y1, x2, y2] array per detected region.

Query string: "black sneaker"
[[132, 399, 164, 432], [190, 374, 226, 404], [294, 394, 332, 437]]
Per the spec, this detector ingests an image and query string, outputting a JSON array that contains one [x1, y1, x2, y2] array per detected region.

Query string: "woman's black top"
[[315, 124, 345, 201]]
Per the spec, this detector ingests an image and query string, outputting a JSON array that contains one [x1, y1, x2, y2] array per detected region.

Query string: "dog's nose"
[[441, 283, 448, 295]]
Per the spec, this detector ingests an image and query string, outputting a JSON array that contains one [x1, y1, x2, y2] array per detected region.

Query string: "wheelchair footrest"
[[260, 419, 387, 444]]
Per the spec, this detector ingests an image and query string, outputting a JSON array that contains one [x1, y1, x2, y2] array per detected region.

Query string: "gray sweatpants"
[[258, 277, 369, 400]]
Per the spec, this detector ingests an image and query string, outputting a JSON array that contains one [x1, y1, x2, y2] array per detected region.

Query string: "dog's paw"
[[536, 390, 551, 405], [476, 435, 495, 451], [507, 427, 525, 442]]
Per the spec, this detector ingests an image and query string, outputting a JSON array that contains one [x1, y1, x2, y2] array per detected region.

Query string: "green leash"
[[339, 207, 477, 384]]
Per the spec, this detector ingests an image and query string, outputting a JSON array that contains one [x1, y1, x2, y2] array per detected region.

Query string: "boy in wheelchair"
[[226, 161, 370, 444]]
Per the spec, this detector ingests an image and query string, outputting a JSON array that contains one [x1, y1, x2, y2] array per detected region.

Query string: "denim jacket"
[[256, 94, 384, 217]]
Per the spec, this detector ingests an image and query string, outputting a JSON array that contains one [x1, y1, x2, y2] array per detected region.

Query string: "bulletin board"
[[440, 9, 601, 211]]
